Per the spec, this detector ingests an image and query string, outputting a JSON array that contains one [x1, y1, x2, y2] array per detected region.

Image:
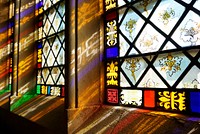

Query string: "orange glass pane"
[[144, 90, 155, 108]]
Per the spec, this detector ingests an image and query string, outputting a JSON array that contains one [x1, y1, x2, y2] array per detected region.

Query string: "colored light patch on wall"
[[144, 90, 155, 108], [190, 92, 200, 113], [106, 47, 118, 58], [107, 89, 118, 103]]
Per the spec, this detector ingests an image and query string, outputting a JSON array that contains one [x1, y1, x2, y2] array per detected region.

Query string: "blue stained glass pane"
[[38, 42, 42, 49], [106, 47, 118, 58], [190, 92, 200, 113], [47, 86, 51, 95]]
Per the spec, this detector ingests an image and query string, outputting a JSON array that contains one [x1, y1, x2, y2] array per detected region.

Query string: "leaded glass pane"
[[106, 20, 117, 47], [119, 7, 145, 42], [150, 0, 185, 35], [172, 11, 200, 47], [181, 0, 192, 4], [121, 57, 147, 85], [120, 72, 131, 87], [144, 90, 155, 108], [138, 68, 167, 88], [105, 0, 117, 11], [162, 41, 177, 51], [135, 24, 165, 53], [190, 92, 200, 113], [158, 91, 186, 111], [194, 0, 200, 10], [177, 66, 200, 89], [104, 0, 200, 115], [154, 52, 190, 86], [120, 89, 142, 106], [107, 89, 118, 103]]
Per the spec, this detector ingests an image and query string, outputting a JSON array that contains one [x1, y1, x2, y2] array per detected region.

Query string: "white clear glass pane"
[[120, 89, 142, 106], [177, 66, 200, 89], [194, 0, 200, 10], [135, 24, 165, 53], [181, 0, 192, 4], [120, 72, 131, 87], [138, 68, 167, 88], [119, 35, 130, 57], [47, 51, 55, 66], [162, 41, 177, 51], [172, 11, 200, 47]]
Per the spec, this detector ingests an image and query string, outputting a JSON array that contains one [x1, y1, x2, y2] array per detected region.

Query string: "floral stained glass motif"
[[133, 0, 157, 18], [172, 11, 200, 47], [119, 8, 145, 42], [106, 61, 118, 86], [158, 91, 186, 111], [106, 20, 117, 47], [121, 57, 147, 85], [150, 0, 185, 34], [135, 24, 165, 53], [154, 52, 190, 86]]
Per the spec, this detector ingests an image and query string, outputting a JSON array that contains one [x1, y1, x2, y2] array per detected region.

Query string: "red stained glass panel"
[[144, 90, 155, 108], [107, 89, 118, 103]]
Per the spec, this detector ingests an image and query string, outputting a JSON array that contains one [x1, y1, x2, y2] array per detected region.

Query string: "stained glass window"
[[36, 0, 65, 97], [104, 0, 200, 115]]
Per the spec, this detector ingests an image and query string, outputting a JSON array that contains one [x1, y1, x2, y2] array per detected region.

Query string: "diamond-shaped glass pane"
[[135, 24, 165, 53], [42, 68, 50, 84], [138, 68, 167, 88], [119, 8, 145, 42], [133, 0, 157, 18], [172, 11, 200, 47], [194, 0, 200, 10], [154, 52, 190, 86], [150, 0, 185, 35], [177, 66, 200, 89], [121, 57, 148, 85]]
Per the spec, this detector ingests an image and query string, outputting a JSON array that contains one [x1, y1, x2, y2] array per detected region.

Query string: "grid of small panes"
[[104, 0, 200, 115], [36, 0, 65, 97]]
